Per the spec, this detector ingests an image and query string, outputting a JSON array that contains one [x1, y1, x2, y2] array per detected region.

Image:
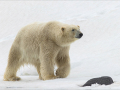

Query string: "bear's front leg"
[[40, 43, 59, 80], [55, 46, 70, 78], [40, 63, 56, 80], [56, 63, 70, 78]]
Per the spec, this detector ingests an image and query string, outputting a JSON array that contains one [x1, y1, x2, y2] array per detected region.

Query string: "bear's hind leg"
[[4, 47, 21, 81], [4, 61, 21, 81]]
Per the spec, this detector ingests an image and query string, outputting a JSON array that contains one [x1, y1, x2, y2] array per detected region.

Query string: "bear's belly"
[[20, 45, 40, 64]]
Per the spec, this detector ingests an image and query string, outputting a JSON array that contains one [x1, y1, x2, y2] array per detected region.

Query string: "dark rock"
[[82, 76, 114, 87]]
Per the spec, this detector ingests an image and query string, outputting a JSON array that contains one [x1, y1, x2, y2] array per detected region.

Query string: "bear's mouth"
[[75, 33, 83, 39]]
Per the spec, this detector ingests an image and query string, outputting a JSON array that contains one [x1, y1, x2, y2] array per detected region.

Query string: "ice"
[[0, 1, 120, 89]]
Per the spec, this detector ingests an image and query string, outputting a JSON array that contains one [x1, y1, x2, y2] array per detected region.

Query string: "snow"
[[0, 1, 120, 89]]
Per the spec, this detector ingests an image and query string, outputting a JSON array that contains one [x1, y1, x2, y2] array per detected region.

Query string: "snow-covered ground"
[[0, 1, 120, 89]]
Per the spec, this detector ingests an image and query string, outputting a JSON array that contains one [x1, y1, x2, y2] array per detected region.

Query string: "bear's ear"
[[77, 25, 80, 27], [61, 27, 65, 32]]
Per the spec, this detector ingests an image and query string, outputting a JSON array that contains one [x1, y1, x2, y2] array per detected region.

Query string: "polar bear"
[[4, 21, 83, 81]]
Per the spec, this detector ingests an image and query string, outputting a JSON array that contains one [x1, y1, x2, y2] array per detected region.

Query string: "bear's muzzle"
[[77, 33, 83, 38]]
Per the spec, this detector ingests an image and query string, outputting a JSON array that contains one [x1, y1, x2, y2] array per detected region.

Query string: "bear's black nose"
[[79, 33, 83, 38]]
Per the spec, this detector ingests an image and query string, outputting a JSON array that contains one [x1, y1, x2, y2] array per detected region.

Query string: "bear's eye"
[[72, 29, 75, 31]]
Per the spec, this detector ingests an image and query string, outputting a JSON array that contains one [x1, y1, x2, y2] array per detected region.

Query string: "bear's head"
[[59, 24, 83, 46], [44, 21, 83, 47]]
